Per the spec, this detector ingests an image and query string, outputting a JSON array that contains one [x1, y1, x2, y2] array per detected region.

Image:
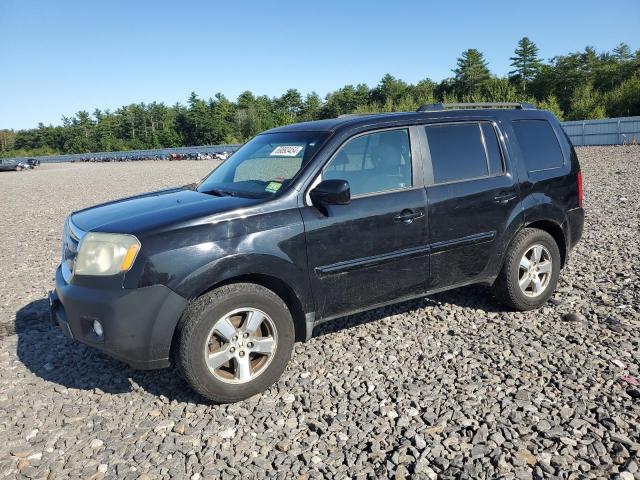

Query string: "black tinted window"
[[512, 120, 564, 171], [425, 123, 488, 183], [481, 123, 504, 175], [324, 129, 412, 196]]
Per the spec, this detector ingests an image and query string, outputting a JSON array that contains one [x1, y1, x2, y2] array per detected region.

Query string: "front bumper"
[[51, 266, 187, 369]]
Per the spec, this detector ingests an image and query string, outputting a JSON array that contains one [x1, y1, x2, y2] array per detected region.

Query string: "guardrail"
[[561, 116, 640, 146], [2, 144, 241, 164]]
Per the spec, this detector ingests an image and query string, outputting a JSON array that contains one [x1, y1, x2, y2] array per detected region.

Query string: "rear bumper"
[[51, 266, 187, 370], [566, 207, 585, 251]]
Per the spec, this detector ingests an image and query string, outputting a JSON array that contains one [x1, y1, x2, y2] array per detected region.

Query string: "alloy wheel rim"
[[204, 308, 278, 384], [518, 244, 552, 298]]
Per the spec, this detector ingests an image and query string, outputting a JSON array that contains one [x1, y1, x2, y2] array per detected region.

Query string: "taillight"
[[577, 171, 583, 208]]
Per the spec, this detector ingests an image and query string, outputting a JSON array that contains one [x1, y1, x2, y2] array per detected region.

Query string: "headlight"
[[75, 233, 141, 276]]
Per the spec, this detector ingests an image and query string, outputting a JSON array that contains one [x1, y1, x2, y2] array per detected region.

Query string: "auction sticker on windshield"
[[270, 145, 304, 157], [265, 181, 282, 193]]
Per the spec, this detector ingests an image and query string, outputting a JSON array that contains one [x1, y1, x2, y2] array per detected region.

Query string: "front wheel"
[[177, 283, 294, 403], [492, 228, 561, 311]]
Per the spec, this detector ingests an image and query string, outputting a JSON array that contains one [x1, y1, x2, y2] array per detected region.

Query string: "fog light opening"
[[93, 320, 104, 338]]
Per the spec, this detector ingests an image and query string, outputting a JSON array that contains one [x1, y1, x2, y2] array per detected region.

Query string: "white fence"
[[561, 116, 640, 146]]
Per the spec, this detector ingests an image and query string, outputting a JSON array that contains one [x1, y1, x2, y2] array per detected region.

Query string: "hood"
[[71, 187, 262, 234]]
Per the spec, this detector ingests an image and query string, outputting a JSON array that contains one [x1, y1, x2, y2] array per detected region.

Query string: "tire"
[[492, 228, 561, 311], [177, 283, 294, 403]]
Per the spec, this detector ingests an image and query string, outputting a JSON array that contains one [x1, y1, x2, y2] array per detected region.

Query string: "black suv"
[[50, 103, 584, 402]]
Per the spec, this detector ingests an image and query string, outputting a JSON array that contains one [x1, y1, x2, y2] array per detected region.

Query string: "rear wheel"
[[492, 228, 561, 310], [177, 283, 294, 403]]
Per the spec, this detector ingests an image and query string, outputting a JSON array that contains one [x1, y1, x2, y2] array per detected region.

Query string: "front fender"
[[174, 252, 313, 312], [125, 204, 312, 310]]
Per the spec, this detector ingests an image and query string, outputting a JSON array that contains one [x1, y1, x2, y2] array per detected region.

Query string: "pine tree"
[[453, 49, 491, 94], [612, 42, 633, 61], [509, 37, 542, 89], [371, 74, 409, 105], [300, 93, 322, 121]]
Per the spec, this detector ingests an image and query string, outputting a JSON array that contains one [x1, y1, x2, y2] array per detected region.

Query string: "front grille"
[[61, 217, 84, 282]]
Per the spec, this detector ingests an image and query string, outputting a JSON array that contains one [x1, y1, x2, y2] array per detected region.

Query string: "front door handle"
[[494, 192, 517, 204], [394, 209, 424, 224]]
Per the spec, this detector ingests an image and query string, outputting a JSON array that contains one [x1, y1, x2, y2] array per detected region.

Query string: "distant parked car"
[[50, 102, 584, 402], [0, 160, 25, 171], [26, 158, 41, 167]]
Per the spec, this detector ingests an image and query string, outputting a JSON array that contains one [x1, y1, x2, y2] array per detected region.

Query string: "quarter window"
[[512, 119, 564, 171], [426, 123, 504, 184], [324, 129, 412, 196], [481, 123, 504, 176]]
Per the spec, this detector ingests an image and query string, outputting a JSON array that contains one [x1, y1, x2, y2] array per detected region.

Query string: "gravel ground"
[[0, 161, 220, 337], [0, 148, 639, 479]]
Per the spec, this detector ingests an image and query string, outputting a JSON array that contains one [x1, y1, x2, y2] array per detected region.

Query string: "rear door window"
[[512, 119, 565, 171], [425, 122, 503, 184]]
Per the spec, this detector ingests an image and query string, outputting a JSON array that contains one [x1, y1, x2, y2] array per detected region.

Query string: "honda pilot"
[[50, 103, 585, 402]]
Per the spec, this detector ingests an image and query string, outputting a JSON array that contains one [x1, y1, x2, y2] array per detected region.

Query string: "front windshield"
[[197, 131, 329, 198]]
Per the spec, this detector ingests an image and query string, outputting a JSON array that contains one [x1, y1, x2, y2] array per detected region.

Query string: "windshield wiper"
[[203, 188, 236, 197]]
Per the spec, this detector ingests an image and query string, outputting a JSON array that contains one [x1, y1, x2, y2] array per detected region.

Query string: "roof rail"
[[337, 113, 377, 118], [417, 102, 536, 112]]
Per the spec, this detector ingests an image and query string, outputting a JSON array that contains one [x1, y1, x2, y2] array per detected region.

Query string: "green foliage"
[[605, 71, 640, 117], [453, 49, 492, 94], [2, 40, 639, 158], [613, 42, 633, 61], [370, 74, 409, 105], [1, 145, 60, 158], [567, 83, 606, 120], [300, 92, 322, 121], [537, 96, 565, 120], [0, 129, 17, 152], [509, 37, 542, 91], [480, 77, 522, 102], [321, 84, 370, 118], [530, 44, 640, 116]]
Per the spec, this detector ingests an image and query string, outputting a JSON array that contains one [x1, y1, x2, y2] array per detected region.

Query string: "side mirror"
[[310, 179, 351, 207]]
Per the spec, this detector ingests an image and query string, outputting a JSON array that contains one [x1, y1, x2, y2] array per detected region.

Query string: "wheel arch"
[[524, 219, 567, 267], [214, 273, 309, 343], [170, 272, 310, 364], [518, 199, 569, 268]]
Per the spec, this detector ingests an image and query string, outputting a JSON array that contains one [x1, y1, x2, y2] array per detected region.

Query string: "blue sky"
[[1, 0, 638, 130]]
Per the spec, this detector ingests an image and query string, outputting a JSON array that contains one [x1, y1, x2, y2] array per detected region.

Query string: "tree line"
[[2, 38, 639, 158]]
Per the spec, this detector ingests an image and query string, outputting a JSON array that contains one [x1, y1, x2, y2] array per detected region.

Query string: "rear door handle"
[[494, 192, 517, 204], [394, 209, 424, 224]]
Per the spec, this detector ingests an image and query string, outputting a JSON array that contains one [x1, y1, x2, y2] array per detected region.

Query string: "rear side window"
[[425, 122, 503, 184], [512, 120, 564, 171]]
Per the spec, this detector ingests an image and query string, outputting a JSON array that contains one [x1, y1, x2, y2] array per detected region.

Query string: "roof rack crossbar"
[[417, 102, 536, 112]]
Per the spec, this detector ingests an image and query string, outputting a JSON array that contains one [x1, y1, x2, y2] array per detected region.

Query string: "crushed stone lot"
[[0, 148, 639, 479]]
